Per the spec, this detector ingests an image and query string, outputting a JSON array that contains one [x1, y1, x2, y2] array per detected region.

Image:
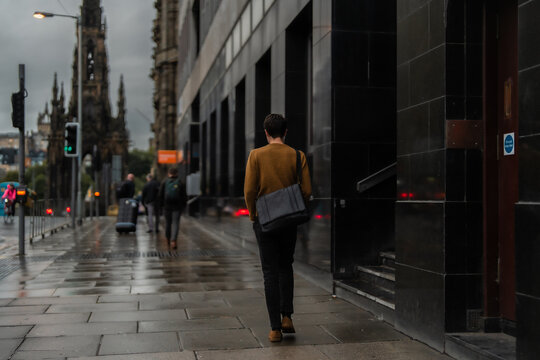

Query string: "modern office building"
[[174, 0, 540, 358]]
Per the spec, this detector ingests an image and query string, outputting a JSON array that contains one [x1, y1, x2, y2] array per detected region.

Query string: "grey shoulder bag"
[[255, 150, 309, 233]]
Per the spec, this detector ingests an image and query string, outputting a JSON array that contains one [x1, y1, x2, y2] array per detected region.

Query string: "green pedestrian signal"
[[64, 122, 79, 157]]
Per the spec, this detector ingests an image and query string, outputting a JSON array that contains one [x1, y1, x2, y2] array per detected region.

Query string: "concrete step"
[[334, 279, 395, 325], [445, 333, 516, 360], [356, 265, 395, 291], [379, 251, 395, 268], [337, 278, 394, 308]]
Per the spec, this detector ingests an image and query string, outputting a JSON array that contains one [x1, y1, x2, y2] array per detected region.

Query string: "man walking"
[[117, 173, 135, 200], [158, 168, 187, 249], [244, 114, 312, 342], [142, 174, 160, 233]]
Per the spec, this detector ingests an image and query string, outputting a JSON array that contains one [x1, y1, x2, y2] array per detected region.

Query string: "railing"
[[29, 199, 71, 243], [356, 162, 397, 194]]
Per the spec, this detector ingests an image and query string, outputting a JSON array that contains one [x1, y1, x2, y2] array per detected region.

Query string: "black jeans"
[[164, 209, 181, 242], [253, 221, 297, 330]]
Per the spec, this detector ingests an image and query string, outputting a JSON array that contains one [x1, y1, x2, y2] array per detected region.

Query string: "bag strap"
[[296, 150, 302, 185]]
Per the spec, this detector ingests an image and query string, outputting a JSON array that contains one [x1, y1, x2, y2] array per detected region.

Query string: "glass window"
[[233, 22, 241, 56], [241, 4, 251, 46], [252, 0, 263, 30], [264, 0, 275, 12], [225, 36, 232, 67]]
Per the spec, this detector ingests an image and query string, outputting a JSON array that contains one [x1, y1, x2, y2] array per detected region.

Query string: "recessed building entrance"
[[483, 0, 518, 328]]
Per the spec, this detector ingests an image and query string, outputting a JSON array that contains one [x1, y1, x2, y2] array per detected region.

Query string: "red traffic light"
[[94, 192, 100, 197], [45, 208, 53, 215], [66, 207, 71, 213]]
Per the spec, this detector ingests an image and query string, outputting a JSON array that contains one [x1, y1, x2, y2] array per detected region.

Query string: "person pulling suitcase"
[[158, 167, 187, 249]]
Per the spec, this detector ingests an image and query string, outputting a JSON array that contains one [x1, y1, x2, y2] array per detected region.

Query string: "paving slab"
[[315, 341, 453, 360], [0, 338, 23, 360], [0, 313, 90, 326], [99, 332, 180, 355], [185, 304, 265, 319], [0, 326, 32, 339], [0, 289, 56, 298], [0, 305, 48, 315], [0, 299, 13, 306], [251, 325, 340, 347], [140, 297, 227, 310], [98, 293, 180, 303], [131, 284, 205, 294], [139, 317, 243, 332], [27, 321, 137, 337], [9, 295, 99, 306], [321, 321, 408, 343], [196, 345, 330, 360], [16, 335, 100, 357], [69, 351, 196, 360], [89, 309, 187, 322], [179, 329, 260, 351], [53, 286, 131, 296], [46, 302, 138, 313]]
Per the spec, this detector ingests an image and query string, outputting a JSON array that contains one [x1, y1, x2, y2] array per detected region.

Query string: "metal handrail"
[[356, 162, 397, 194], [29, 199, 71, 243]]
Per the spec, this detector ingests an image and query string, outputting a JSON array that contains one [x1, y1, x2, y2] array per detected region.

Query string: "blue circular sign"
[[504, 134, 514, 154]]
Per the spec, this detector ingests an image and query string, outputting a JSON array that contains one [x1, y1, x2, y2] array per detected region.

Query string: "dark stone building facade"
[[151, 0, 179, 179], [174, 0, 540, 358], [47, 0, 128, 201]]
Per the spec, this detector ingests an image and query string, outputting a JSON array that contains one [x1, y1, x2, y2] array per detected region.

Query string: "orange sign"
[[158, 150, 178, 164]]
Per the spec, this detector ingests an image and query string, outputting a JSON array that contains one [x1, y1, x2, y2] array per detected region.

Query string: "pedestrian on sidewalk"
[[116, 173, 135, 200], [244, 113, 312, 342], [142, 174, 160, 233], [158, 167, 187, 249]]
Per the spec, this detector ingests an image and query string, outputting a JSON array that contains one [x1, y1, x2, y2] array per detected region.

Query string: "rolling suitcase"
[[116, 198, 138, 233]]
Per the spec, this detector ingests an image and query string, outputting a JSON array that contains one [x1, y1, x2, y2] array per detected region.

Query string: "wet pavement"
[[0, 216, 452, 359]]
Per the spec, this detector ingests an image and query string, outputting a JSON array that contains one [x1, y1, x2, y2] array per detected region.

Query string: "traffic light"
[[11, 91, 24, 128], [64, 122, 79, 157]]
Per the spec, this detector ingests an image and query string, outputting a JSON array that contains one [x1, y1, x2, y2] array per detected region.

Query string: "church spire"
[[52, 73, 58, 102], [59, 82, 66, 113], [118, 74, 125, 112]]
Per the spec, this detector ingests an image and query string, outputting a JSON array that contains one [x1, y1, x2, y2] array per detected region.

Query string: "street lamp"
[[34, 10, 83, 228]]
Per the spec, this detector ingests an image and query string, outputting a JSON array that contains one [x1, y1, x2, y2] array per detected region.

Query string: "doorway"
[[483, 0, 518, 327]]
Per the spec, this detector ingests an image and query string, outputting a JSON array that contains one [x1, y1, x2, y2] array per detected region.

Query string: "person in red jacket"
[[2, 183, 16, 215]]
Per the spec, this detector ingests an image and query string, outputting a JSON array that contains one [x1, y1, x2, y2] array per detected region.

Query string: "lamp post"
[[34, 11, 83, 228]]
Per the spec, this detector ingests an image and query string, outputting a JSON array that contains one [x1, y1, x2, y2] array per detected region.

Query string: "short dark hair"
[[168, 167, 178, 177], [263, 114, 287, 138]]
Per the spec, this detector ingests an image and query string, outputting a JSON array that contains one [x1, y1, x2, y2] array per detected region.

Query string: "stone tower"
[[47, 0, 128, 200]]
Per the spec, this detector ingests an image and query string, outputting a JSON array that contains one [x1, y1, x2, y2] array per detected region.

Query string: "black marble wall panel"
[[395, 262, 445, 351], [445, 274, 482, 332], [518, 1, 540, 356], [395, 0, 483, 349]]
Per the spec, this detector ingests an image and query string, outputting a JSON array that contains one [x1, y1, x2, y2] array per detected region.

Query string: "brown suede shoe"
[[268, 330, 282, 342], [281, 316, 295, 333]]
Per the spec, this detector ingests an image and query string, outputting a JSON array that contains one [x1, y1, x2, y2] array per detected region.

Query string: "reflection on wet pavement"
[[0, 217, 452, 359]]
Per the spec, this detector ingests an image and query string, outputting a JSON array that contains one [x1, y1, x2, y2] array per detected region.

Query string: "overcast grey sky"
[[0, 0, 155, 150]]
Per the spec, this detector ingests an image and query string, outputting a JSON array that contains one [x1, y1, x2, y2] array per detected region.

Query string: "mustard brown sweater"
[[244, 143, 312, 221]]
